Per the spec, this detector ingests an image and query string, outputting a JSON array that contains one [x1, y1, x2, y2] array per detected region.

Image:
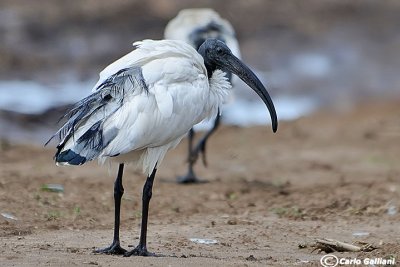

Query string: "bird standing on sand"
[[165, 8, 241, 183], [47, 39, 277, 256]]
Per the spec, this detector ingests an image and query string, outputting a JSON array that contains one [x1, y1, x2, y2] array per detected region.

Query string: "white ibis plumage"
[[47, 38, 277, 256], [165, 9, 241, 183]]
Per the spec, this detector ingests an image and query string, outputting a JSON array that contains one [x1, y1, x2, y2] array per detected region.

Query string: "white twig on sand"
[[312, 238, 377, 253]]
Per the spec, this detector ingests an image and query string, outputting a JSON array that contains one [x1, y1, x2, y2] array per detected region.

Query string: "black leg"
[[177, 113, 221, 184], [193, 113, 221, 167], [125, 167, 158, 257], [94, 163, 127, 255], [177, 128, 201, 183]]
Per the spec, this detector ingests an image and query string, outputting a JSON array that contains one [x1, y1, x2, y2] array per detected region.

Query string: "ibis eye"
[[102, 94, 112, 101], [216, 47, 223, 55]]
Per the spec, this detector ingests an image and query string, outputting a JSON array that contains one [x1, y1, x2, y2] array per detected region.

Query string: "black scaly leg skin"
[[125, 167, 159, 257], [94, 164, 127, 255], [192, 113, 221, 167], [177, 128, 201, 184], [177, 113, 221, 184]]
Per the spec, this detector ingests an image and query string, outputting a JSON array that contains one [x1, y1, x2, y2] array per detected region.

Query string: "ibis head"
[[198, 39, 278, 133]]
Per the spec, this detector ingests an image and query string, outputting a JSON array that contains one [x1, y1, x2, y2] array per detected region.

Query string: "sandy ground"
[[1, 100, 400, 266]]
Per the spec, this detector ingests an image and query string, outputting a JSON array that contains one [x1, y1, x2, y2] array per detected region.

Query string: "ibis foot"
[[177, 170, 208, 184], [94, 241, 127, 255], [124, 245, 158, 257]]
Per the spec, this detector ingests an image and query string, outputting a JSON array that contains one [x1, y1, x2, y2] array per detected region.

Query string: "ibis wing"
[[48, 39, 208, 166], [47, 67, 148, 165]]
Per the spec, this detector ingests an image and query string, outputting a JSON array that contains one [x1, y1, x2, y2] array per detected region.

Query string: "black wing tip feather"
[[44, 137, 53, 147], [56, 149, 87, 165]]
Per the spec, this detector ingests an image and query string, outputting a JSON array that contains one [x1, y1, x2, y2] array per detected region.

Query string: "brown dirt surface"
[[1, 100, 400, 266]]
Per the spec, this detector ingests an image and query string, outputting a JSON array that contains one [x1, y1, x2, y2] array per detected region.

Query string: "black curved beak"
[[219, 54, 278, 132]]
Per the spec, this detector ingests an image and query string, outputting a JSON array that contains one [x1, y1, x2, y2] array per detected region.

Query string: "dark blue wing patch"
[[56, 149, 87, 165]]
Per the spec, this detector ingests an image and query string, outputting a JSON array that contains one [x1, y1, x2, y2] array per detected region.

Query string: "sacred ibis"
[[47, 39, 277, 256], [165, 8, 241, 183]]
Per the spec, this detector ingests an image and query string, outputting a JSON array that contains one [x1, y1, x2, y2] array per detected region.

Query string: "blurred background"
[[0, 0, 399, 143]]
